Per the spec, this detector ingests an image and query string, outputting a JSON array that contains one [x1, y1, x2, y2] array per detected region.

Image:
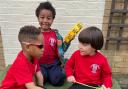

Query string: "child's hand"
[[97, 87, 104, 89], [60, 63, 65, 68], [67, 76, 76, 83], [57, 40, 63, 46], [101, 85, 111, 89]]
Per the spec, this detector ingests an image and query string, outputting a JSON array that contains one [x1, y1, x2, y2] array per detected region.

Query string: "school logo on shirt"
[[90, 64, 100, 73], [49, 37, 56, 46]]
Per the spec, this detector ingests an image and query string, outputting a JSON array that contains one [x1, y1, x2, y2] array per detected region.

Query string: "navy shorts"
[[40, 60, 65, 86]]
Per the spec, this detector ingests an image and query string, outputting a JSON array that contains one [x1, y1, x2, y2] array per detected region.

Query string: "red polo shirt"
[[0, 51, 40, 89], [39, 29, 58, 64], [65, 50, 112, 88]]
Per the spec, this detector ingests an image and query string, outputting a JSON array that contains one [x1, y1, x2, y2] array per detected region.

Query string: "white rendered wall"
[[0, 0, 105, 66]]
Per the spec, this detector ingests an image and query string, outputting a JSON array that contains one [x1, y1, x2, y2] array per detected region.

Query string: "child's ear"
[[25, 45, 30, 51]]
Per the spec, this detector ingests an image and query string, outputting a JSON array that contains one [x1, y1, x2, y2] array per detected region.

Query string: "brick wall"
[[103, 0, 128, 88], [103, 0, 128, 75], [0, 28, 5, 73]]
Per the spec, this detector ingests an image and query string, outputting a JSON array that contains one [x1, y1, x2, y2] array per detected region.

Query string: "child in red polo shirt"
[[65, 27, 112, 89], [35, 1, 71, 86], [0, 26, 45, 89]]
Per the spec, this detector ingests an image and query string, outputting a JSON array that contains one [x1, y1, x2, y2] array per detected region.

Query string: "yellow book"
[[64, 22, 83, 43]]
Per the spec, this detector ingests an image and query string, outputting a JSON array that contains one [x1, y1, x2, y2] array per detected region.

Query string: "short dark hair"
[[78, 26, 104, 50], [18, 25, 41, 43], [35, 1, 56, 19]]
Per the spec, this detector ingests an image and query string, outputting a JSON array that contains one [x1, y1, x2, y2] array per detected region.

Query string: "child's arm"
[[25, 71, 44, 89], [54, 29, 71, 53], [65, 52, 76, 80], [25, 82, 44, 89], [54, 29, 71, 65], [101, 57, 112, 89], [36, 71, 44, 87]]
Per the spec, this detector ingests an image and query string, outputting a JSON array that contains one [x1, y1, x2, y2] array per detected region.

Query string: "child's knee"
[[51, 79, 65, 86], [50, 73, 65, 86]]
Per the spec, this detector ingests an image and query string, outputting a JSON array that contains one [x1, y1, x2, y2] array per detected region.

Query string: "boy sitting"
[[0, 25, 45, 89]]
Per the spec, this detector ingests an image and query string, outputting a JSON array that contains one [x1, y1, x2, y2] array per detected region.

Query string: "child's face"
[[38, 9, 54, 31], [78, 42, 96, 56], [27, 34, 44, 59]]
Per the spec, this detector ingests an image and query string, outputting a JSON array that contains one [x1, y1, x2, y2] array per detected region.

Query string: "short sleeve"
[[12, 64, 33, 85]]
